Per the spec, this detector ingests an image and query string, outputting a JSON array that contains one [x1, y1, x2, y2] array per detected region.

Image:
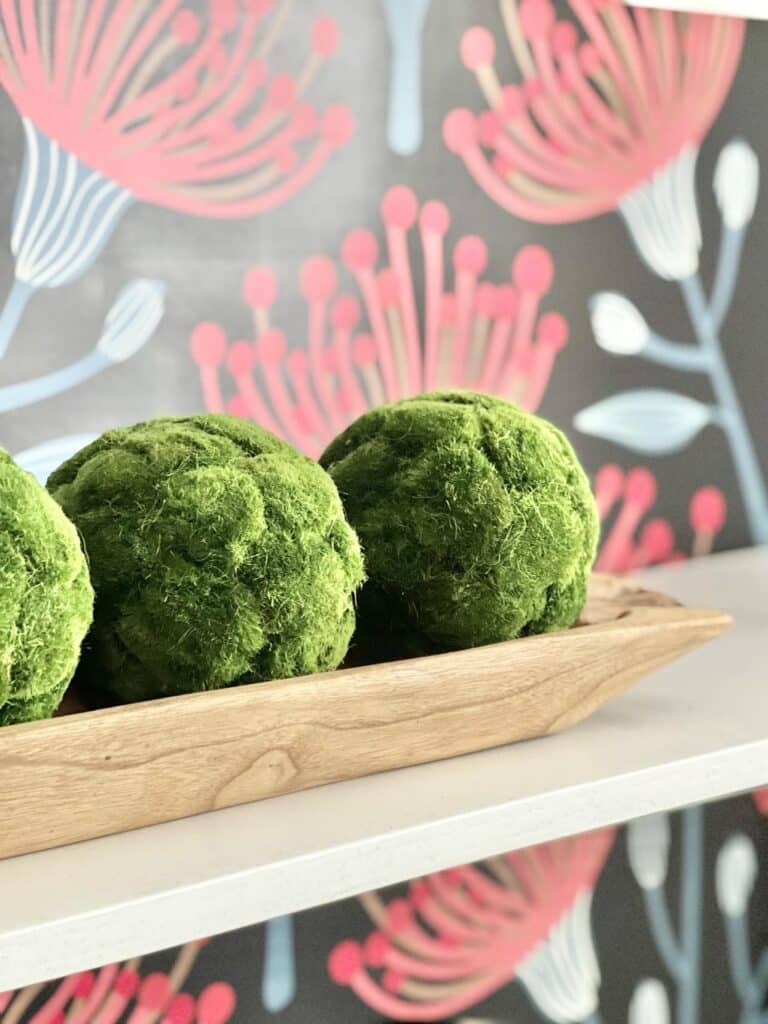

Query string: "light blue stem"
[[0, 349, 109, 412], [645, 886, 686, 978], [710, 225, 746, 332], [261, 914, 296, 1013], [678, 805, 704, 1024], [643, 333, 711, 373], [0, 279, 34, 360], [681, 274, 768, 545], [584, 1012, 604, 1024], [724, 912, 761, 1022], [755, 948, 768, 999], [382, 0, 430, 156]]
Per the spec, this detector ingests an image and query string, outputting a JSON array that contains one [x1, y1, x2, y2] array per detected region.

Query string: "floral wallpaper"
[[0, 1, 766, 1021]]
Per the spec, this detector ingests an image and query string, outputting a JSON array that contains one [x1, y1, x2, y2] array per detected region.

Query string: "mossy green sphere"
[[48, 415, 364, 703], [320, 391, 598, 656], [0, 450, 93, 725]]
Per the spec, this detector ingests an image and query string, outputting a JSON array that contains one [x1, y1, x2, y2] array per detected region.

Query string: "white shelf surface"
[[1, 548, 767, 990], [631, 0, 768, 18]]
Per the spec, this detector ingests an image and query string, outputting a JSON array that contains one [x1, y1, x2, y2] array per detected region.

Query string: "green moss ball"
[[320, 391, 598, 656], [0, 450, 93, 725], [48, 415, 364, 703]]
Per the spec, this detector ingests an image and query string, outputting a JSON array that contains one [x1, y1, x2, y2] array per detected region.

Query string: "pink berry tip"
[[381, 186, 418, 229], [454, 235, 488, 275], [322, 105, 354, 146], [382, 969, 404, 994], [242, 266, 277, 309], [537, 311, 569, 350], [522, 76, 544, 101], [138, 974, 171, 1012], [327, 940, 363, 985], [190, 322, 227, 367], [477, 109, 501, 147], [552, 20, 578, 57], [460, 26, 496, 70], [519, 0, 556, 39], [409, 880, 429, 908], [171, 9, 200, 44], [595, 463, 625, 503], [227, 394, 249, 418], [163, 993, 195, 1024], [351, 333, 377, 366], [196, 983, 236, 1024], [512, 245, 554, 293], [689, 486, 726, 533], [640, 518, 675, 558], [363, 931, 390, 968], [300, 255, 337, 302], [331, 294, 360, 330], [311, 16, 340, 56], [579, 41, 602, 75], [419, 200, 450, 236], [74, 972, 96, 999], [492, 153, 515, 179], [625, 466, 657, 508], [443, 108, 476, 153], [386, 898, 414, 933], [114, 969, 139, 999], [256, 327, 288, 364], [287, 348, 309, 374], [342, 229, 379, 272]]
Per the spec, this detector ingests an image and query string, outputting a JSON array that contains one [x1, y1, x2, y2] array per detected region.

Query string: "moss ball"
[[0, 449, 93, 725], [320, 391, 598, 656], [48, 415, 364, 703]]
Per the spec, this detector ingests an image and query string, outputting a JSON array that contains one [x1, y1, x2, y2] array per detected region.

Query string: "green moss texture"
[[321, 391, 598, 656], [48, 415, 364, 703], [0, 450, 93, 725]]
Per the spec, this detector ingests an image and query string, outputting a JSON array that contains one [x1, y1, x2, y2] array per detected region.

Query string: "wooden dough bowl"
[[0, 573, 731, 860]]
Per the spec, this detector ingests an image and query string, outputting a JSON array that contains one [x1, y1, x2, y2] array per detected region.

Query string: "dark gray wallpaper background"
[[0, 2, 765, 555]]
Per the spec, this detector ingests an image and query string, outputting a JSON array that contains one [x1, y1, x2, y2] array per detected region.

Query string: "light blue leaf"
[[574, 390, 714, 455]]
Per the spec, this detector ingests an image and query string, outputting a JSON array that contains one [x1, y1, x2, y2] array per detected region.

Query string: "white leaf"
[[574, 390, 713, 454], [715, 139, 759, 230]]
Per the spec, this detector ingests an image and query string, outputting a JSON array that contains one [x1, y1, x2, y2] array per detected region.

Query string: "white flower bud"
[[629, 979, 670, 1024], [716, 834, 757, 917], [714, 139, 759, 230], [590, 292, 649, 355], [97, 279, 165, 363], [627, 814, 670, 890]]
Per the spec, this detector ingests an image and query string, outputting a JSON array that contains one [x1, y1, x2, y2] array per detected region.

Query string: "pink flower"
[[444, 1, 744, 280], [594, 464, 726, 571], [328, 829, 615, 1021], [190, 185, 568, 457], [1, 3, 351, 220], [0, 1, 352, 344], [0, 941, 235, 1024]]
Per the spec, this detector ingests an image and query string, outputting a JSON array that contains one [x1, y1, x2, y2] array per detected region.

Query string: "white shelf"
[[1, 548, 766, 991], [631, 0, 768, 17]]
